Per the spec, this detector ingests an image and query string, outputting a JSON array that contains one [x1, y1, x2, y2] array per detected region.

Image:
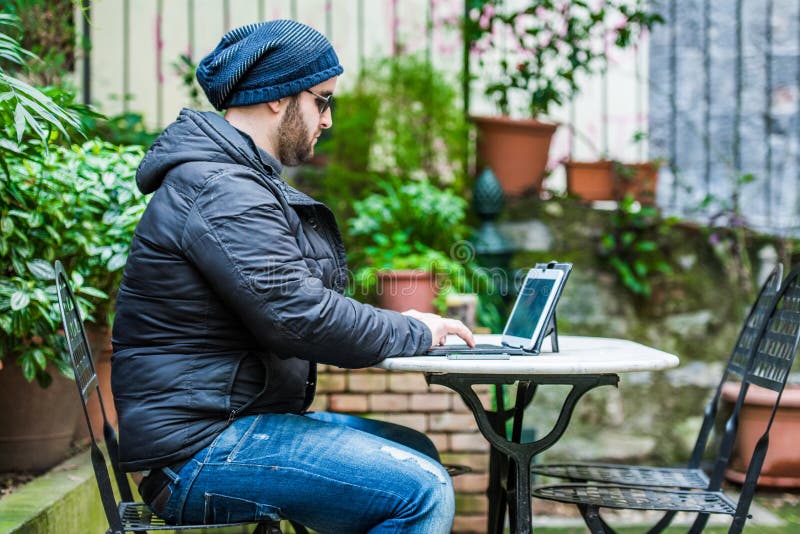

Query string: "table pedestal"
[[427, 373, 619, 534]]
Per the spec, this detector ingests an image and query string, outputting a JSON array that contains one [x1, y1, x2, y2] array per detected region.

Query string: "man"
[[111, 19, 474, 533]]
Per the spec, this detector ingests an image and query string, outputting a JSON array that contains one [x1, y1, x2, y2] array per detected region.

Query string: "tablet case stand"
[[530, 261, 572, 354]]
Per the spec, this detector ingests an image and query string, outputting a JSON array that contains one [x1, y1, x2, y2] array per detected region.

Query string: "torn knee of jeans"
[[379, 445, 447, 483]]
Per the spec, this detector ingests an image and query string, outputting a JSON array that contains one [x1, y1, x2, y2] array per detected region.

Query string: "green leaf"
[[26, 259, 55, 280], [13, 102, 26, 144], [32, 348, 47, 370], [71, 271, 84, 287], [1, 216, 13, 235], [23, 104, 48, 143], [621, 231, 636, 246], [77, 286, 108, 300], [21, 356, 36, 382], [36, 369, 52, 388], [10, 290, 30, 310], [107, 253, 128, 271], [635, 241, 658, 252]]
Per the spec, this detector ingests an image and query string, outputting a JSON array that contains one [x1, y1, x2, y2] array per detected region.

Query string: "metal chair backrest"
[[686, 265, 783, 468], [54, 260, 134, 532], [56, 261, 288, 534], [703, 266, 800, 533]]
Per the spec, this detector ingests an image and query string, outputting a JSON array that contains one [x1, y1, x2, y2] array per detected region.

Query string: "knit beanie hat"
[[196, 20, 343, 111]]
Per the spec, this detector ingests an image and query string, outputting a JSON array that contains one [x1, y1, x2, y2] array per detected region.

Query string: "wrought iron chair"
[[530, 265, 783, 492], [532, 265, 800, 534], [54, 261, 295, 534]]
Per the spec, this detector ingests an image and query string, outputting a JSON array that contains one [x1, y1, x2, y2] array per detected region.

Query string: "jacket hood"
[[136, 109, 283, 194]]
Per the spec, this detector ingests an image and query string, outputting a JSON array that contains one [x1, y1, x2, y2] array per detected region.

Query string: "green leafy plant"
[[308, 54, 470, 221], [0, 14, 83, 174], [348, 179, 469, 256], [79, 110, 160, 148], [600, 195, 675, 297], [347, 179, 500, 323], [0, 0, 76, 87], [172, 53, 209, 111], [0, 140, 146, 385], [466, 0, 662, 117]]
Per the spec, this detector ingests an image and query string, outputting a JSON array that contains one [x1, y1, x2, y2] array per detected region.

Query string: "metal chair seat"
[[533, 483, 738, 515], [119, 502, 281, 532], [531, 463, 708, 489]]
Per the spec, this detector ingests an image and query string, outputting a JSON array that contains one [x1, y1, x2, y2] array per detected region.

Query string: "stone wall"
[[649, 0, 800, 234]]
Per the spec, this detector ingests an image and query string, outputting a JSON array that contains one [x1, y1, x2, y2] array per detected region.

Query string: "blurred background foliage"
[[0, 13, 147, 384]]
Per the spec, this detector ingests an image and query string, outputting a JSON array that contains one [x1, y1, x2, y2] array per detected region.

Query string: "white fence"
[[76, 0, 652, 194]]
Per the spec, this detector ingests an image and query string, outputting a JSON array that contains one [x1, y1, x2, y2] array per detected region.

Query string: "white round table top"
[[375, 335, 680, 375]]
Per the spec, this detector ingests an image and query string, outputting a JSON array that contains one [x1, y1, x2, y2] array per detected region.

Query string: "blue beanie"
[[196, 20, 343, 111]]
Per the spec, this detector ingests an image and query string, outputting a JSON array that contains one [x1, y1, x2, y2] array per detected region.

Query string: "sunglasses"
[[306, 89, 334, 115]]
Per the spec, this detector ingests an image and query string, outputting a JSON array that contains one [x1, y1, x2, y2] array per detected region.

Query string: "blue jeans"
[[155, 412, 455, 533]]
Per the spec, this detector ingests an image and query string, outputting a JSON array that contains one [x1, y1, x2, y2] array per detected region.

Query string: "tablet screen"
[[504, 277, 556, 339]]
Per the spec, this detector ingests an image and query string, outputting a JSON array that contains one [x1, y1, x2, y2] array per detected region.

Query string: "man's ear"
[[266, 99, 283, 114]]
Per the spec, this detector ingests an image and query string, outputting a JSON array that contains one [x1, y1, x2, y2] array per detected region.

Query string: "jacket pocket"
[[203, 492, 281, 524]]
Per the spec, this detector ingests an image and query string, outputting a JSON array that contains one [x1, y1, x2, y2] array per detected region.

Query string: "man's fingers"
[[444, 318, 475, 347]]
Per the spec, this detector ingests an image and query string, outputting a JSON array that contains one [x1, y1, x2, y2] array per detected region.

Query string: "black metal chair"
[[54, 261, 291, 534], [532, 265, 800, 534], [530, 265, 783, 491]]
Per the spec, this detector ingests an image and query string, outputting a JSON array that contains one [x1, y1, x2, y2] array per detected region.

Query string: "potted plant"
[[348, 179, 472, 313], [465, 0, 662, 196], [722, 378, 800, 488], [0, 14, 146, 471], [565, 130, 663, 204], [565, 159, 617, 201], [0, 140, 146, 469]]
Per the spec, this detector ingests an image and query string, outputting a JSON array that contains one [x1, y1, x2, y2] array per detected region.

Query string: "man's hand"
[[402, 309, 475, 348]]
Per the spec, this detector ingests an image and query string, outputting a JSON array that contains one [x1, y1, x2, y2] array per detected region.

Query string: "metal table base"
[[427, 373, 619, 534]]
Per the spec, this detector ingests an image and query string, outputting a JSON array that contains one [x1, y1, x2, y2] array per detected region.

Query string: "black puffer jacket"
[[111, 109, 432, 472]]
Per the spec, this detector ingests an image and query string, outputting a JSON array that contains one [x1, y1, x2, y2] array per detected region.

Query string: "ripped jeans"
[[154, 412, 455, 533]]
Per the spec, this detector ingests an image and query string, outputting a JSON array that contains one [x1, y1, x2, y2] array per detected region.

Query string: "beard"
[[277, 97, 314, 166]]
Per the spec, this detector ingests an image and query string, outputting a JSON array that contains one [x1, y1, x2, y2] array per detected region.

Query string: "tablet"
[[501, 268, 565, 351]]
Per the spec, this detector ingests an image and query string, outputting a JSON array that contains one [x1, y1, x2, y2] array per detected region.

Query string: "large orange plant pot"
[[377, 270, 437, 313], [722, 382, 800, 488], [616, 162, 660, 205], [0, 364, 82, 472], [472, 116, 558, 197], [566, 161, 661, 204], [565, 160, 616, 202]]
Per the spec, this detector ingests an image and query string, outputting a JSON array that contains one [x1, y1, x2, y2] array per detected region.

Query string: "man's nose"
[[320, 108, 332, 129]]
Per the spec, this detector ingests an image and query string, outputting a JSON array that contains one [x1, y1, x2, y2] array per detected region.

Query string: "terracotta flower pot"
[[722, 381, 800, 488], [377, 270, 437, 313], [472, 116, 558, 197], [0, 364, 82, 472], [565, 160, 616, 202], [73, 325, 117, 444], [616, 162, 660, 205], [566, 161, 661, 204]]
